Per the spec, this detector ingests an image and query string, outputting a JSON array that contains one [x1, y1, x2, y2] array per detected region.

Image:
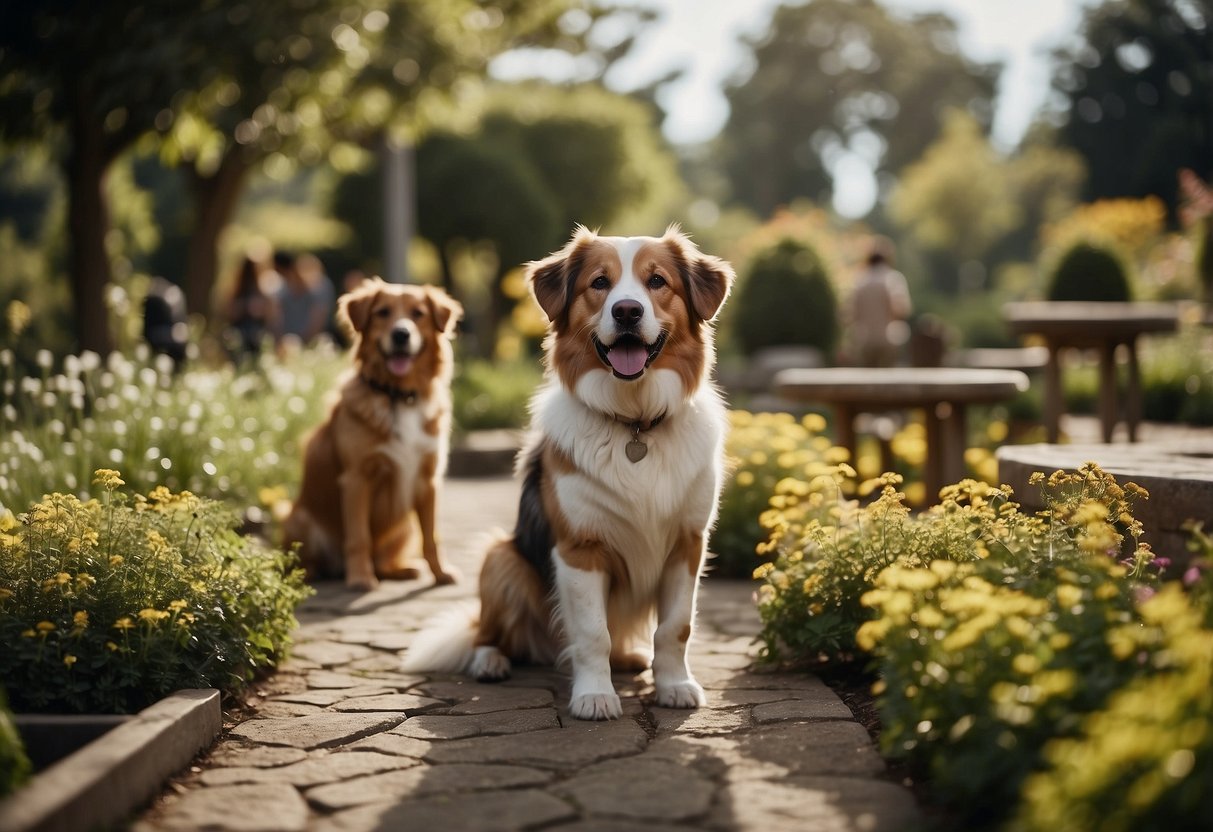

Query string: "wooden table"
[[1003, 302, 1180, 443], [774, 367, 1029, 502]]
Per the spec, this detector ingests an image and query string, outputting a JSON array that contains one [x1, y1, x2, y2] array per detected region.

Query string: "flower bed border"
[[0, 689, 220, 832]]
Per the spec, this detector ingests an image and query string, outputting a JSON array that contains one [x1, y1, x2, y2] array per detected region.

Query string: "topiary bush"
[[0, 470, 312, 714], [731, 237, 838, 356], [1046, 240, 1133, 302]]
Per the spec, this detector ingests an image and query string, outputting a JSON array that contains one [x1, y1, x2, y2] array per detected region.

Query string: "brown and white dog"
[[404, 226, 734, 720], [284, 279, 463, 591]]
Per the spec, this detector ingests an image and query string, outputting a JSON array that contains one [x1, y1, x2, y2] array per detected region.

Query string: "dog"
[[404, 226, 735, 720], [283, 278, 463, 591]]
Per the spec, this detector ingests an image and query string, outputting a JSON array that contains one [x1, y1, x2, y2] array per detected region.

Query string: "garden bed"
[[0, 689, 221, 832]]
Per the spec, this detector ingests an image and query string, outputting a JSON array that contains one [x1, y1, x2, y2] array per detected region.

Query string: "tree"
[[1049, 0, 1212, 217], [718, 0, 1000, 216], [0, 1, 217, 354]]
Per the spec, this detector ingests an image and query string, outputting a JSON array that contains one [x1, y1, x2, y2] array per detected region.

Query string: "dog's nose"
[[390, 326, 410, 347], [611, 299, 643, 327]]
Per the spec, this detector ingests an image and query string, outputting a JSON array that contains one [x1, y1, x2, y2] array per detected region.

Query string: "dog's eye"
[[374, 307, 391, 318], [590, 275, 610, 291], [411, 308, 425, 320], [647, 274, 666, 290]]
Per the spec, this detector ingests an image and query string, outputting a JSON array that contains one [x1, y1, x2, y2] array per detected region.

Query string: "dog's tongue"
[[387, 355, 414, 377], [607, 341, 648, 377]]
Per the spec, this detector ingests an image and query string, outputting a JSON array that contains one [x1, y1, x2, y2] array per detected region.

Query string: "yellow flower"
[[72, 610, 90, 631], [0, 511, 17, 532], [113, 616, 134, 631], [21, 629, 35, 638], [105, 641, 119, 652], [138, 608, 170, 623], [168, 599, 188, 612], [1056, 584, 1083, 609], [92, 469, 125, 491], [63, 654, 77, 668], [36, 620, 56, 634], [109, 555, 124, 567]]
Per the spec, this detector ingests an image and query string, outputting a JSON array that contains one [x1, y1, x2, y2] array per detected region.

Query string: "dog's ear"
[[425, 286, 463, 336], [665, 227, 735, 323], [337, 278, 385, 336], [527, 226, 595, 325]]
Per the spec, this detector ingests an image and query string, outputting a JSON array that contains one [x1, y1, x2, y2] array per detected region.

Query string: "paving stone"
[[548, 822, 700, 832], [306, 763, 553, 811], [556, 757, 715, 821], [345, 654, 410, 673], [391, 708, 560, 740], [424, 720, 649, 769], [251, 700, 326, 719], [366, 632, 413, 651], [330, 693, 445, 713], [351, 670, 427, 688], [289, 640, 378, 667], [752, 697, 853, 723], [728, 722, 886, 779], [199, 751, 416, 788], [272, 685, 395, 707], [649, 705, 751, 736], [313, 788, 575, 832], [711, 776, 920, 832], [419, 681, 554, 713], [146, 783, 308, 832], [305, 670, 387, 689], [343, 733, 432, 758], [229, 713, 405, 750], [206, 743, 309, 768]]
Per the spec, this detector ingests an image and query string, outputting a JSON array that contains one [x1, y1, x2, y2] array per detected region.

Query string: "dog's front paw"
[[469, 646, 511, 681], [345, 566, 379, 592], [432, 565, 461, 586], [655, 678, 706, 709], [568, 691, 622, 721]]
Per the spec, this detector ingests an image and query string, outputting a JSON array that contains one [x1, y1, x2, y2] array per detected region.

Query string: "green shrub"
[[1046, 240, 1133, 302], [1016, 584, 1213, 832], [0, 688, 30, 797], [0, 471, 311, 714], [451, 356, 542, 435], [731, 237, 838, 356]]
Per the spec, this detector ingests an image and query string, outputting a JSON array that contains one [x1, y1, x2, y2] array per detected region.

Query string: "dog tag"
[[625, 438, 648, 463]]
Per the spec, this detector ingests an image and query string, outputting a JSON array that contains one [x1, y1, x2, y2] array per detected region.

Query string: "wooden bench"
[[774, 367, 1029, 503]]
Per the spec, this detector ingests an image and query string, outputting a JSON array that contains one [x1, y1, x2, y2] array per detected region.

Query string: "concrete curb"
[[0, 689, 222, 832]]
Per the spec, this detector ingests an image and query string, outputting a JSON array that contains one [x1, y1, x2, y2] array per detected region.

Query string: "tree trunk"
[[65, 87, 114, 356], [183, 149, 250, 323]]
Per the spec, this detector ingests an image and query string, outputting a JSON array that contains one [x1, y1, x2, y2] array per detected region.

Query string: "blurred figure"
[[342, 268, 368, 294], [271, 250, 335, 351], [142, 276, 189, 371], [843, 237, 912, 367], [222, 256, 273, 365]]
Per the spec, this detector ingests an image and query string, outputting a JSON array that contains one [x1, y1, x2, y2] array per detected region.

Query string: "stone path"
[[133, 476, 920, 832]]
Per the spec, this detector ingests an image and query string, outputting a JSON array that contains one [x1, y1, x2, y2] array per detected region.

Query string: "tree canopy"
[[717, 0, 999, 216], [1049, 0, 1211, 217]]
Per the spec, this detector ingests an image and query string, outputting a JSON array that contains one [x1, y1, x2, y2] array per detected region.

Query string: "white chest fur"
[[536, 370, 727, 596], [382, 398, 445, 504]]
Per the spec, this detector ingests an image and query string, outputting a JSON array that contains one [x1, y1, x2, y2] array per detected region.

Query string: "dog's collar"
[[615, 412, 666, 434], [361, 375, 419, 405]]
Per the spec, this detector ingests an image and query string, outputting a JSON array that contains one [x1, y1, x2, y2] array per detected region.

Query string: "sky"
[[493, 0, 1098, 217]]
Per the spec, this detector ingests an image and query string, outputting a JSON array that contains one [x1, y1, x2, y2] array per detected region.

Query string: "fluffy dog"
[[284, 279, 463, 591], [404, 226, 734, 720]]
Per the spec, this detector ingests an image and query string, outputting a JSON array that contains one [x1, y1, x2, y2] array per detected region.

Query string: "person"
[[222, 256, 273, 364], [270, 250, 335, 351], [843, 238, 912, 367], [142, 276, 189, 371]]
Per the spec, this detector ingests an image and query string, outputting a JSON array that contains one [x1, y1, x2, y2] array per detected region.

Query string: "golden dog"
[[284, 279, 463, 591]]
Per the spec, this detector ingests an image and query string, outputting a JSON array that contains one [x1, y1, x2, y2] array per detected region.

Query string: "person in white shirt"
[[844, 238, 912, 367]]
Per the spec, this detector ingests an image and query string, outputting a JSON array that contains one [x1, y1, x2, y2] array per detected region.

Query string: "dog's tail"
[[401, 602, 480, 674]]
